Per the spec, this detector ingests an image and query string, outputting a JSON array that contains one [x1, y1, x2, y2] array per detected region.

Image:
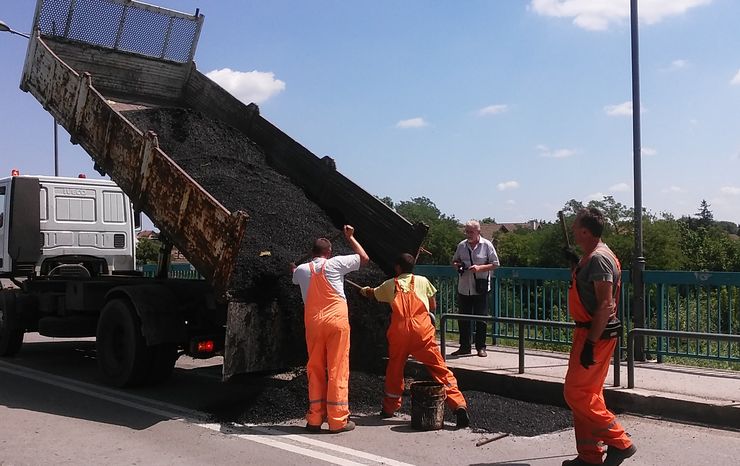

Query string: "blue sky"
[[2, 0, 739, 226]]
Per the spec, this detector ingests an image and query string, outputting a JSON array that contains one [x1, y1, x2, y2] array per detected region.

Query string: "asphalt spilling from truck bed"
[[123, 107, 394, 371]]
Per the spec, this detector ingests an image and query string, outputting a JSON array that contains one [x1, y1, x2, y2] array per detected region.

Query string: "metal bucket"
[[410, 381, 446, 431]]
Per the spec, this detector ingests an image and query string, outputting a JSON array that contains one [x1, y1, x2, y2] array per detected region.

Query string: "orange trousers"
[[564, 328, 632, 464], [383, 276, 466, 414], [383, 332, 466, 414], [304, 260, 351, 431]]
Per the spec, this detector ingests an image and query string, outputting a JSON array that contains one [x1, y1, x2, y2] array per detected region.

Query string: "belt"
[[574, 320, 622, 339]]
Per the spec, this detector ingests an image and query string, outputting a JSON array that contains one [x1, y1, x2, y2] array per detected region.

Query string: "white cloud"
[[478, 104, 509, 116], [536, 144, 576, 158], [529, 0, 711, 31], [609, 182, 630, 192], [506, 199, 517, 205], [642, 147, 657, 156], [604, 101, 645, 116], [730, 69, 740, 86], [586, 192, 605, 201], [720, 186, 740, 195], [206, 68, 285, 104], [661, 186, 684, 193], [396, 117, 428, 129], [670, 59, 689, 70], [497, 181, 520, 191]]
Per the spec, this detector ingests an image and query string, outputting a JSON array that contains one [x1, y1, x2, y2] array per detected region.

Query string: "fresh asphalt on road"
[[1, 335, 739, 465]]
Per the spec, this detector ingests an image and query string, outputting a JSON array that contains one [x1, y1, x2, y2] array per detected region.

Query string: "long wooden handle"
[[558, 210, 571, 248], [344, 278, 363, 289]]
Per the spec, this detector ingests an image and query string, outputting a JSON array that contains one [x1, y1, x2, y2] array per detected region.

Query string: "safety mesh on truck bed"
[[34, 0, 202, 63]]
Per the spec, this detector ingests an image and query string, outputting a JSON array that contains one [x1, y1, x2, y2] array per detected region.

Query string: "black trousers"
[[458, 293, 489, 351]]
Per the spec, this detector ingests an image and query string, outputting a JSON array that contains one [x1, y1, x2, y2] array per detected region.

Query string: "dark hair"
[[575, 207, 605, 237], [312, 238, 332, 256], [395, 253, 416, 274]]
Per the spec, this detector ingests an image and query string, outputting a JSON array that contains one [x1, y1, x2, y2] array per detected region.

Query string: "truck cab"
[[0, 174, 136, 279]]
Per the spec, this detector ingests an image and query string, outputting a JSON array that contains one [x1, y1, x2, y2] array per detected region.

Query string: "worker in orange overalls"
[[292, 225, 369, 433], [562, 208, 637, 466], [360, 253, 470, 428]]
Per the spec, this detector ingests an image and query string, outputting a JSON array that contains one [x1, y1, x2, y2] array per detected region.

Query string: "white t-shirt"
[[292, 254, 361, 302]]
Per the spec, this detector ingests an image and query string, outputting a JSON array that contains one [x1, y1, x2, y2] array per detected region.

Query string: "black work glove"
[[580, 339, 596, 369], [562, 246, 580, 266]]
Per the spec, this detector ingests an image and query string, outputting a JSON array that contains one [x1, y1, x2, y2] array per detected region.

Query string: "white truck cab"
[[0, 174, 136, 278]]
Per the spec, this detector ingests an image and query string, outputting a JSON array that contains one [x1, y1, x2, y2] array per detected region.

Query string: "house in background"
[[475, 220, 540, 241], [135, 230, 190, 263]]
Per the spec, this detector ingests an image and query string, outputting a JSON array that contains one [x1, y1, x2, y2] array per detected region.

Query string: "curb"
[[407, 362, 740, 431]]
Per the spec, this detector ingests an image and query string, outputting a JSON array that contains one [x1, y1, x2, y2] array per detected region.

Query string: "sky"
[[1, 0, 739, 227]]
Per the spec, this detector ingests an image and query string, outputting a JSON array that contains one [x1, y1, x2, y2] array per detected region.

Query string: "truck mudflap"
[[106, 285, 187, 346], [20, 33, 247, 298]]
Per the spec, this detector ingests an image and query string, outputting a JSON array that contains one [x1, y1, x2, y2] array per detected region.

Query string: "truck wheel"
[[96, 298, 150, 387], [146, 343, 178, 385], [0, 292, 24, 357]]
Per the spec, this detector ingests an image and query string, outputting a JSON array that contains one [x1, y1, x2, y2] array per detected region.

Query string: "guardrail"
[[418, 265, 740, 366], [440, 313, 621, 387], [627, 328, 740, 388]]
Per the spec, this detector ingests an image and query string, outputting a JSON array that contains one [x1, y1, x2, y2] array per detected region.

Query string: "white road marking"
[[0, 361, 414, 466]]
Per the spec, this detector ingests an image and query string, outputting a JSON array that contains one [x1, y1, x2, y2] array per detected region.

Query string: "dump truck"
[[0, 0, 427, 386]]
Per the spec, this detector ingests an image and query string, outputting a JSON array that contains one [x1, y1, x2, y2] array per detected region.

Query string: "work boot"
[[561, 457, 600, 466], [455, 407, 470, 428], [477, 348, 487, 358], [305, 423, 322, 433], [604, 444, 637, 466], [329, 420, 356, 433], [450, 347, 471, 357]]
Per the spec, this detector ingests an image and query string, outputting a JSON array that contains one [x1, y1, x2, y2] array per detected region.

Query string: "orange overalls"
[[304, 260, 351, 431], [564, 246, 632, 464], [383, 276, 466, 415]]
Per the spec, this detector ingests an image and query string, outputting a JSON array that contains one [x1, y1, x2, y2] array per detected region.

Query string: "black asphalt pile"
[[234, 368, 572, 436], [123, 107, 392, 371]]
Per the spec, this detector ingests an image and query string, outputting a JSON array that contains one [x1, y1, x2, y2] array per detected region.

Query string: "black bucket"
[[410, 381, 446, 431]]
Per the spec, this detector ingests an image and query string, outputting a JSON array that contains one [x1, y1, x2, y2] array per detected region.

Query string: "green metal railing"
[[417, 265, 740, 365]]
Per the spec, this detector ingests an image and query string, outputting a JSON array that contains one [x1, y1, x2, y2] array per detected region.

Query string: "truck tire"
[[0, 291, 24, 357], [96, 298, 150, 387]]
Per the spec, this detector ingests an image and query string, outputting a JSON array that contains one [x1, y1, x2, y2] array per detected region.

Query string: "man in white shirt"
[[291, 225, 369, 433]]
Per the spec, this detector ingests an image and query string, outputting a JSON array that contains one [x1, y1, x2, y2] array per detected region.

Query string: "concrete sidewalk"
[[432, 343, 740, 430]]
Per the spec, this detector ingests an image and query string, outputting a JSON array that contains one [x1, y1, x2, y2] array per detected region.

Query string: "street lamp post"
[[630, 0, 646, 361], [1, 20, 59, 177]]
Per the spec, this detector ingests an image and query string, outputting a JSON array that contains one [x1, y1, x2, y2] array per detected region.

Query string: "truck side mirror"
[[134, 210, 142, 230]]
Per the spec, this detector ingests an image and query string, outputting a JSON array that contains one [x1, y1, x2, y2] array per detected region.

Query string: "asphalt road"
[[1, 334, 739, 465]]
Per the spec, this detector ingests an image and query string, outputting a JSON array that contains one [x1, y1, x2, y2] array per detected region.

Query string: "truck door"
[[0, 182, 7, 272]]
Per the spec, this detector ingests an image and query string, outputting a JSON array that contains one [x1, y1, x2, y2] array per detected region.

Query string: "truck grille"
[[114, 234, 125, 249]]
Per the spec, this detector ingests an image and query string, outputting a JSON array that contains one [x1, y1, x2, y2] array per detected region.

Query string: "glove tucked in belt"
[[573, 320, 622, 339]]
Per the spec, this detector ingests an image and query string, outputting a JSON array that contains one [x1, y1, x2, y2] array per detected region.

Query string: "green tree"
[[695, 199, 714, 228], [136, 238, 161, 265], [392, 196, 463, 265]]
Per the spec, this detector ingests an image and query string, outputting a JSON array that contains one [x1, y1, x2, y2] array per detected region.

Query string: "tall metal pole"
[[630, 0, 646, 361], [54, 119, 59, 176]]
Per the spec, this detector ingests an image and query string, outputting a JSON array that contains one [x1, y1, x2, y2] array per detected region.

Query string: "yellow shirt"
[[372, 273, 437, 311]]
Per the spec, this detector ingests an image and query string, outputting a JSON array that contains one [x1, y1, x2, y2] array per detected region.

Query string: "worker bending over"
[[361, 253, 470, 428], [292, 225, 369, 433], [562, 208, 636, 466]]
